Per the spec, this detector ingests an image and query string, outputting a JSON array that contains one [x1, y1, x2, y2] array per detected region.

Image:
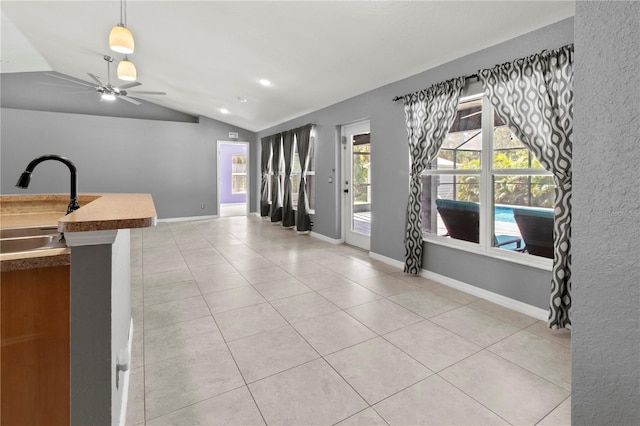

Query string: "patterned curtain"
[[281, 130, 295, 228], [270, 133, 283, 223], [402, 77, 465, 274], [260, 136, 272, 217], [295, 124, 313, 232], [478, 44, 574, 329]]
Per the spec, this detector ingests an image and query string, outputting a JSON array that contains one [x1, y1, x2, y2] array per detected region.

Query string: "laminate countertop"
[[1, 194, 156, 271]]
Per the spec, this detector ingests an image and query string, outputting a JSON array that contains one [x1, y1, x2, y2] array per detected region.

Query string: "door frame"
[[216, 140, 250, 217], [340, 120, 371, 250]]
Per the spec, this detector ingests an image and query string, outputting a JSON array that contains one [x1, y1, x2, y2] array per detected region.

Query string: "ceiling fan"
[[44, 55, 166, 105]]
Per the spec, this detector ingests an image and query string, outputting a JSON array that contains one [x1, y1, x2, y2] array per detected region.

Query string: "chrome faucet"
[[15, 154, 80, 214]]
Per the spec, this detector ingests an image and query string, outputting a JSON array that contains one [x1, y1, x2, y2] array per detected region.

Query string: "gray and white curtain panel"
[[479, 44, 574, 329], [260, 135, 272, 217], [295, 124, 313, 232], [269, 133, 283, 223], [260, 124, 313, 232], [281, 130, 296, 228], [401, 77, 465, 274]]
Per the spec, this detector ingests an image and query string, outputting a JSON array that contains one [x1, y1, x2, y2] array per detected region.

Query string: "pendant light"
[[117, 56, 137, 81], [109, 0, 134, 54]]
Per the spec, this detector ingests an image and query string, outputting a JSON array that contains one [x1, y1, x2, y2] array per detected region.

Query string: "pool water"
[[494, 206, 516, 223]]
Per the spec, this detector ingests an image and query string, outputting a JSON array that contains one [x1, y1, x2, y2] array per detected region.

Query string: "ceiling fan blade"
[[127, 90, 166, 95], [39, 82, 93, 89], [64, 91, 96, 96], [118, 81, 142, 89], [45, 73, 95, 88], [87, 73, 105, 86], [119, 95, 141, 105]]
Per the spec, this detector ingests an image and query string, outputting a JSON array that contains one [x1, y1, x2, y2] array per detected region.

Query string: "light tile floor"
[[127, 216, 571, 426]]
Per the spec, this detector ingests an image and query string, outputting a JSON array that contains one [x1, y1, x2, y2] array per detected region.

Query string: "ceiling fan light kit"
[[101, 91, 117, 101]]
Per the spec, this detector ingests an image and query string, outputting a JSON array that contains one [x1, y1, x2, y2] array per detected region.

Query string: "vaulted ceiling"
[[0, 1, 575, 132]]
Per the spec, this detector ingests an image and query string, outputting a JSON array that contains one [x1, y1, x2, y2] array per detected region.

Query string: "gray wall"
[[256, 18, 574, 310], [0, 108, 256, 218], [572, 1, 640, 424]]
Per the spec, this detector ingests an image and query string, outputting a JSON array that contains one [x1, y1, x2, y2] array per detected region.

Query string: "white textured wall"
[[573, 1, 640, 424]]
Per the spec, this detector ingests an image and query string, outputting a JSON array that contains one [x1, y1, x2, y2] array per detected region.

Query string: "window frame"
[[421, 89, 553, 271], [231, 154, 247, 195]]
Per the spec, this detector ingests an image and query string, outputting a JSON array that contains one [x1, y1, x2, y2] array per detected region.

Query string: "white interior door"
[[341, 121, 371, 250]]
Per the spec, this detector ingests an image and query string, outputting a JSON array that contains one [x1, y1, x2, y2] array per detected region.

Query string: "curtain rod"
[[265, 123, 315, 139], [392, 74, 479, 102]]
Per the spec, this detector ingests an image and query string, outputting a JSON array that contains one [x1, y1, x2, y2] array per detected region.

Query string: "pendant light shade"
[[117, 57, 137, 81], [109, 24, 134, 54]]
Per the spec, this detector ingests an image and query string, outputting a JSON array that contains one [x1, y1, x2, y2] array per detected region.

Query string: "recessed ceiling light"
[[237, 97, 247, 103], [220, 108, 230, 114], [259, 79, 272, 87]]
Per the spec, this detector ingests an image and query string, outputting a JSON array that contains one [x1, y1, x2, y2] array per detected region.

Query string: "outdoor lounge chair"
[[512, 207, 554, 259], [435, 199, 522, 250]]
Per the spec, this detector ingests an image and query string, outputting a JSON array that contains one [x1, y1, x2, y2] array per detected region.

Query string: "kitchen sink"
[[0, 227, 66, 254], [0, 226, 59, 239]]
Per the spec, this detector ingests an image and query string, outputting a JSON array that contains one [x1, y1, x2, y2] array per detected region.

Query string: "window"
[[421, 93, 554, 265], [231, 154, 247, 194]]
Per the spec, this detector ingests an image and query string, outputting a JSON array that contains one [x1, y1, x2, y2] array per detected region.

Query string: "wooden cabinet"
[[1, 264, 70, 426]]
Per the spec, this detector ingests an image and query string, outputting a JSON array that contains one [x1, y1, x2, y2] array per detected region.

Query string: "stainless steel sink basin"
[[0, 227, 66, 254], [0, 226, 59, 239]]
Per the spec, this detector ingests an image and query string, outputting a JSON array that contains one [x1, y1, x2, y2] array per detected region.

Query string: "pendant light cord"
[[120, 0, 127, 26]]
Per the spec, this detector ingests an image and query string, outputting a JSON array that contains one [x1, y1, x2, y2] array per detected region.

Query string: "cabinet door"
[[1, 264, 70, 426]]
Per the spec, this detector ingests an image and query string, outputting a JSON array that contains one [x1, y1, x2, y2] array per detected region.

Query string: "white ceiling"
[[0, 1, 575, 132]]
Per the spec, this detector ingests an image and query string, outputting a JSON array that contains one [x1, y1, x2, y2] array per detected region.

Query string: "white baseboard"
[[420, 269, 548, 321], [158, 215, 218, 223], [310, 231, 343, 244], [369, 251, 404, 269], [369, 251, 548, 322]]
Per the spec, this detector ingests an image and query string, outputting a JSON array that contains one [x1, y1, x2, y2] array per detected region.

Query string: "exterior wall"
[[572, 1, 640, 424], [256, 18, 574, 310], [219, 143, 247, 204], [0, 109, 256, 218]]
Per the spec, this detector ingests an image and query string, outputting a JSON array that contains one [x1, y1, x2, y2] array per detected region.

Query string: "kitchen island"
[[1, 193, 156, 426]]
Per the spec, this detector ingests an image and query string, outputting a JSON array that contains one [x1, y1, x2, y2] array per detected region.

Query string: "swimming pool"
[[494, 206, 516, 223]]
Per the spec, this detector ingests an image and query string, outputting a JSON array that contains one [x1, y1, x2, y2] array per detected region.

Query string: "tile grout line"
[[136, 217, 570, 425]]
